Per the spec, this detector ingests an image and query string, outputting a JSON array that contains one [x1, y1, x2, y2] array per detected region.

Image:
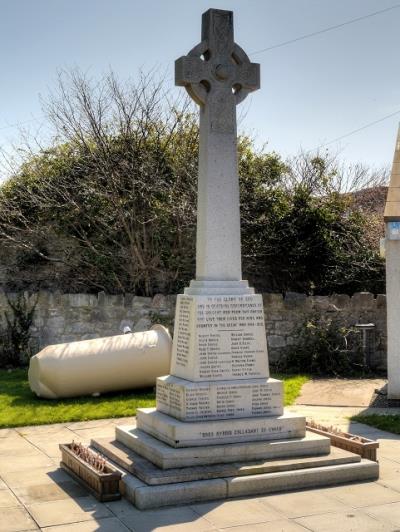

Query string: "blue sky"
[[0, 0, 399, 171]]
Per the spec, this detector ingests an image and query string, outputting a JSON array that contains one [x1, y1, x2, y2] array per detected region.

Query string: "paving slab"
[[0, 506, 38, 531], [37, 517, 130, 532], [366, 500, 400, 527], [69, 426, 117, 441], [221, 521, 312, 532], [296, 378, 387, 407], [1, 466, 71, 488], [0, 428, 17, 438], [13, 480, 88, 505], [15, 423, 67, 436], [257, 490, 349, 518], [295, 509, 393, 531], [26, 495, 112, 527], [107, 498, 217, 531], [0, 435, 40, 455], [0, 489, 21, 508], [319, 482, 400, 507], [0, 452, 54, 473], [376, 457, 400, 480], [191, 498, 284, 528]]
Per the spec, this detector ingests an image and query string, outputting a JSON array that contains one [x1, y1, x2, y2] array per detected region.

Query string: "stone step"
[[136, 408, 306, 447], [115, 426, 330, 469], [117, 459, 379, 510], [92, 435, 360, 486]]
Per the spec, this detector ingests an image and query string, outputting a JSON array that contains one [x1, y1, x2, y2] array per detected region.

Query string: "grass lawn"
[[0, 369, 308, 428], [352, 414, 400, 435]]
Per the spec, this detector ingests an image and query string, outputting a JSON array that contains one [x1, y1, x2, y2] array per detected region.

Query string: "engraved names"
[[170, 294, 269, 382], [156, 376, 283, 421]]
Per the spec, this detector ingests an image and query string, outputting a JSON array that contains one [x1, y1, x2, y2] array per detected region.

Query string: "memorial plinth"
[[95, 8, 379, 509]]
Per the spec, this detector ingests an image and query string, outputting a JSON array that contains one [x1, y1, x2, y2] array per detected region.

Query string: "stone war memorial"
[[89, 9, 378, 509]]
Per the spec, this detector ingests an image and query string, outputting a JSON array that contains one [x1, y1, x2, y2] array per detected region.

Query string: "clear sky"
[[0, 0, 399, 172]]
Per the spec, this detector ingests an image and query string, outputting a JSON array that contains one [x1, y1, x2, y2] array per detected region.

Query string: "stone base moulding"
[[156, 375, 283, 421], [136, 408, 306, 447], [92, 435, 361, 486], [115, 426, 331, 469]]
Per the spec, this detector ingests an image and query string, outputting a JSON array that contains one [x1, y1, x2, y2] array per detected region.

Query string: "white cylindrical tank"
[[28, 325, 172, 399]]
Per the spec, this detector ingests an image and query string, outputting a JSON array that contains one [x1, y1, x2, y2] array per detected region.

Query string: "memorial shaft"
[[175, 9, 260, 281]]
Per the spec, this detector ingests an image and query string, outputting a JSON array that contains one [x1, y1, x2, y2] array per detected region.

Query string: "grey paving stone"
[[0, 452, 54, 473], [191, 498, 283, 528], [258, 489, 349, 518], [295, 509, 394, 531], [321, 481, 400, 507], [26, 496, 112, 527], [39, 517, 130, 531], [0, 489, 21, 508], [1, 466, 70, 488], [366, 500, 400, 527], [13, 480, 88, 505], [106, 498, 216, 531], [0, 507, 38, 531], [220, 521, 310, 532]]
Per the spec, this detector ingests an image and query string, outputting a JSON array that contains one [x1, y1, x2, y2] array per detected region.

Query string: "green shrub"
[[277, 314, 367, 376], [0, 293, 37, 368]]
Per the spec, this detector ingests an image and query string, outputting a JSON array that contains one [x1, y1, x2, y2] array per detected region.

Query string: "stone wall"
[[0, 291, 387, 369]]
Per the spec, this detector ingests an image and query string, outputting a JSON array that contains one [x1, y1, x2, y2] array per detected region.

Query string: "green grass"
[[277, 374, 309, 406], [352, 414, 400, 435], [0, 369, 308, 428]]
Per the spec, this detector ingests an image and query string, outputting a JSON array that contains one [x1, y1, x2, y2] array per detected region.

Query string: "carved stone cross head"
[[175, 9, 260, 107]]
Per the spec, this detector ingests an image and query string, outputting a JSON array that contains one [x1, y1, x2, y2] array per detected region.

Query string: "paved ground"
[[295, 378, 387, 407], [2, 407, 400, 531]]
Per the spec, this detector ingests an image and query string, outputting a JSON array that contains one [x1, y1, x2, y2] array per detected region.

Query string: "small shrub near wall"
[[0, 293, 38, 368], [276, 314, 366, 376]]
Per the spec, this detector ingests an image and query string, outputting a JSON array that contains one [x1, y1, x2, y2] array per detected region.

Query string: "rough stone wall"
[[0, 291, 387, 369], [263, 292, 387, 369]]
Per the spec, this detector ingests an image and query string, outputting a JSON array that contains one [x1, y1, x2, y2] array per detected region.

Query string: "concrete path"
[[1, 410, 400, 531]]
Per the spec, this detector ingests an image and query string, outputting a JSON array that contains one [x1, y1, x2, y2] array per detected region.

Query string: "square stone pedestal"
[[136, 408, 305, 447], [171, 292, 269, 382], [156, 375, 283, 421]]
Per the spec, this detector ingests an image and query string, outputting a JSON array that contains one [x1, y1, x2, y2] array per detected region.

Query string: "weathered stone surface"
[[351, 292, 375, 309], [156, 375, 283, 421], [226, 460, 379, 498], [170, 293, 269, 382], [115, 427, 330, 469], [116, 458, 378, 510], [136, 408, 306, 447], [93, 435, 355, 485]]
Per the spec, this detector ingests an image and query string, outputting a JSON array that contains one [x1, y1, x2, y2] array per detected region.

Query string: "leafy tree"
[[0, 70, 386, 296]]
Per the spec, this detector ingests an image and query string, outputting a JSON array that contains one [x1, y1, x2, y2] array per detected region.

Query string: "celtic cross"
[[175, 9, 260, 282]]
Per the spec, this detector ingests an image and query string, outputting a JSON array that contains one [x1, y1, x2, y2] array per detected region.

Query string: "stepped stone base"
[[115, 426, 330, 469], [136, 408, 305, 447], [92, 435, 360, 485], [156, 375, 283, 421], [101, 456, 379, 510]]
